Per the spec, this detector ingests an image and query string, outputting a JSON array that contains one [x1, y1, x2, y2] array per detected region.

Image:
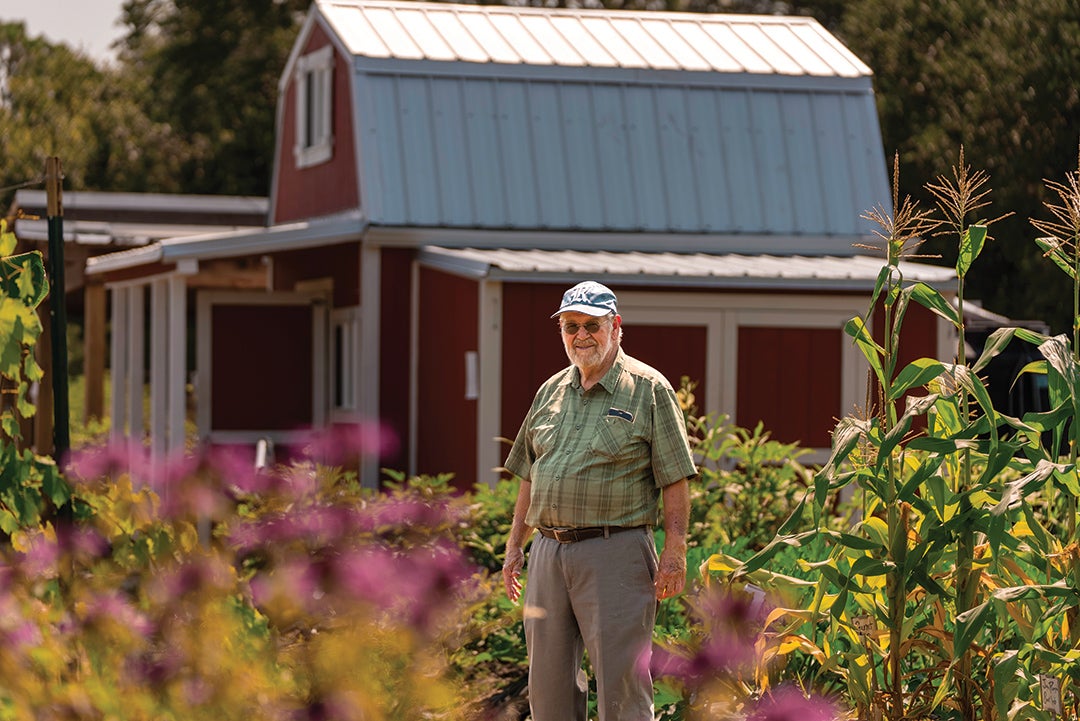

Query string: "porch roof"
[[418, 246, 956, 292]]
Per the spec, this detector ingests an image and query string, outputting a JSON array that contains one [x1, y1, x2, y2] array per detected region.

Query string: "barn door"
[[196, 291, 327, 447]]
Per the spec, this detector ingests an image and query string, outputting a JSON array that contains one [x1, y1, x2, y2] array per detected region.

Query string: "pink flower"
[[82, 590, 154, 637], [298, 419, 400, 464]]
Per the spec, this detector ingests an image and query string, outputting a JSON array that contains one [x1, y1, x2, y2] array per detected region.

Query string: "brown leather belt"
[[538, 526, 641, 544]]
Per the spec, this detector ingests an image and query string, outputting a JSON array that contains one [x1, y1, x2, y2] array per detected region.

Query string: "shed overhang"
[[418, 246, 957, 293]]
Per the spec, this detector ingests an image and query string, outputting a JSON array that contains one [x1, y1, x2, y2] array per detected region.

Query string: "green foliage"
[[116, 0, 307, 195], [836, 0, 1080, 334], [704, 152, 1080, 720], [0, 219, 68, 537], [687, 411, 813, 553]]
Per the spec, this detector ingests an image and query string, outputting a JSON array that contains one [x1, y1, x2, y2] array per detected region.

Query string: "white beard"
[[565, 332, 614, 374]]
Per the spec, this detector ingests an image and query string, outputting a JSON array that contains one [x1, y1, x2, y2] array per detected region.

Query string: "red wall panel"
[[623, 324, 707, 415], [736, 326, 841, 447], [417, 268, 478, 491], [271, 243, 360, 307], [211, 304, 313, 431], [379, 248, 414, 477]]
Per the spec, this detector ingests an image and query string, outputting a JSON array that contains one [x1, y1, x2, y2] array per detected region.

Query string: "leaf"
[[1035, 236, 1077, 280], [869, 264, 892, 311], [889, 358, 946, 401], [0, 220, 15, 256], [0, 251, 49, 309], [849, 556, 891, 577], [956, 224, 987, 277], [733, 529, 820, 578], [41, 462, 69, 508], [955, 599, 994, 653], [909, 282, 960, 326], [844, 316, 885, 383], [971, 326, 1028, 374]]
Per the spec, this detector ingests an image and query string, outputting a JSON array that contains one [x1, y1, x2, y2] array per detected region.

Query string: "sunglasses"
[[560, 320, 607, 335]]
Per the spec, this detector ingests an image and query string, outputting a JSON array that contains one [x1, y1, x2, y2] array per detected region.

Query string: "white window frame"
[[196, 290, 328, 445], [330, 305, 361, 420], [294, 44, 334, 168]]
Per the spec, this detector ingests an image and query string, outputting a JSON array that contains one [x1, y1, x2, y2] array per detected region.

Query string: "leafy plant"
[[0, 219, 69, 536], [708, 150, 1080, 721]]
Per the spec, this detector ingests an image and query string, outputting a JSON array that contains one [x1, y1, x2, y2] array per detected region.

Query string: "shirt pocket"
[[530, 413, 561, 457], [590, 416, 648, 462]]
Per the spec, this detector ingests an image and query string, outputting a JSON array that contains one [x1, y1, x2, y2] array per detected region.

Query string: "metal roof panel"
[[319, 1, 871, 77], [419, 247, 955, 290]]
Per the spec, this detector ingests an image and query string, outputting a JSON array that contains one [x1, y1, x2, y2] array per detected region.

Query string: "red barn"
[[86, 0, 955, 489]]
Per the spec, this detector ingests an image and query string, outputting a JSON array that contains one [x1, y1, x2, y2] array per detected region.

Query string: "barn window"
[[330, 306, 360, 415], [294, 45, 334, 168]]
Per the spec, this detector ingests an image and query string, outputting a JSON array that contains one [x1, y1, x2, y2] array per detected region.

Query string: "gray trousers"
[[523, 527, 658, 721]]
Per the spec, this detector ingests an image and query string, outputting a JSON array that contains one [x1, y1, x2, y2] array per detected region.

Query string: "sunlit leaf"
[[0, 220, 15, 256], [956, 225, 987, 277], [890, 358, 945, 401], [909, 282, 960, 326], [0, 252, 49, 309], [1035, 236, 1077, 280], [844, 316, 885, 383]]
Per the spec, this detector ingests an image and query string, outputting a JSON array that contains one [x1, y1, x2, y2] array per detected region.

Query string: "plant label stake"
[[852, 614, 876, 638], [1040, 675, 1062, 716]]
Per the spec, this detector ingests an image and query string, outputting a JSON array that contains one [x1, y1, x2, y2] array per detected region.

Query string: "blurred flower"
[[204, 445, 272, 496], [65, 442, 135, 483], [80, 590, 154, 638], [53, 522, 110, 562], [17, 531, 59, 579], [148, 556, 236, 604], [299, 419, 400, 464]]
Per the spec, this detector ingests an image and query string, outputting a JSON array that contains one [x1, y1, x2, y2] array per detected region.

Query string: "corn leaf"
[[956, 225, 987, 277], [889, 358, 946, 401], [908, 282, 960, 326], [1035, 236, 1077, 280]]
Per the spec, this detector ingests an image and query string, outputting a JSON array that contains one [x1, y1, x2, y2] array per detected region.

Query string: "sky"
[[0, 0, 127, 63]]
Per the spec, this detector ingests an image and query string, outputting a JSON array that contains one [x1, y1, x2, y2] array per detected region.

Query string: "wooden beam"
[[83, 282, 106, 421]]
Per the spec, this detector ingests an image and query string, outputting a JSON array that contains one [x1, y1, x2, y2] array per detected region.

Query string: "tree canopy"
[[1, 0, 1077, 331]]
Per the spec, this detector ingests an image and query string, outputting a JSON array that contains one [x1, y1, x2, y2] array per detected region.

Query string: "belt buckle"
[[553, 528, 575, 543]]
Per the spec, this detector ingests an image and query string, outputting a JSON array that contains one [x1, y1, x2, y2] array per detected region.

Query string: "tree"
[[835, 0, 1080, 333], [0, 22, 190, 207], [115, 0, 308, 196]]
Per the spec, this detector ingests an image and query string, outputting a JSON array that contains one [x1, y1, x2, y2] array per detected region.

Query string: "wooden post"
[[83, 281, 106, 421], [45, 157, 70, 461]]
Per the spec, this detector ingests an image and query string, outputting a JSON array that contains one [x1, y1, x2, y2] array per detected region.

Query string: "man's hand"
[[503, 545, 526, 602], [654, 542, 687, 600]]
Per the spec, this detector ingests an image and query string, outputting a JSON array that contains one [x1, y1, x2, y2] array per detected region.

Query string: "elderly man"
[[502, 280, 696, 721]]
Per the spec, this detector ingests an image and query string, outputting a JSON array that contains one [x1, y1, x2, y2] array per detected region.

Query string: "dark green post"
[[45, 157, 70, 462]]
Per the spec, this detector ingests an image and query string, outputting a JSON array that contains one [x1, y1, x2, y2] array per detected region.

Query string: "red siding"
[[271, 243, 360, 307], [417, 268, 478, 491], [500, 283, 570, 441], [737, 326, 841, 447], [273, 25, 359, 223], [211, 304, 313, 431], [624, 324, 707, 414], [379, 248, 415, 478], [872, 299, 939, 428]]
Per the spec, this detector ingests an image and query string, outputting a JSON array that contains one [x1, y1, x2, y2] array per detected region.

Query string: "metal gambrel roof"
[[300, 0, 891, 250], [317, 0, 870, 76], [418, 246, 956, 292]]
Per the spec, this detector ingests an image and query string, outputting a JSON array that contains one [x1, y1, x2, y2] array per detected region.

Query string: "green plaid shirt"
[[505, 349, 697, 529]]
